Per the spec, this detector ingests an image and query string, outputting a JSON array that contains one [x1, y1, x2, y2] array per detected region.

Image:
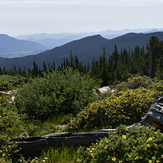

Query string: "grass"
[[0, 146, 79, 163], [24, 114, 73, 137], [39, 146, 79, 163]]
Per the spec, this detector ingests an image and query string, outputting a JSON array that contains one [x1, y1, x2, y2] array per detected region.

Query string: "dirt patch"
[[55, 124, 67, 131]]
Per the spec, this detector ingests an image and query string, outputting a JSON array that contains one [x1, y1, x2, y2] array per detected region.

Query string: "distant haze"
[[14, 28, 163, 49], [0, 0, 163, 36]]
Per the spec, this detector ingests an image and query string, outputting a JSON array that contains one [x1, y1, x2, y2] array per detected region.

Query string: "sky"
[[0, 0, 163, 36]]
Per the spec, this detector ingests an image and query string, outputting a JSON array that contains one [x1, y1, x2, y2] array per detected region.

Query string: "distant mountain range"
[[1, 31, 163, 70], [0, 34, 47, 58], [15, 28, 163, 49]]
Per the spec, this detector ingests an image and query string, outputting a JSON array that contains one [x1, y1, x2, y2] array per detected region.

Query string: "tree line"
[[0, 36, 163, 86]]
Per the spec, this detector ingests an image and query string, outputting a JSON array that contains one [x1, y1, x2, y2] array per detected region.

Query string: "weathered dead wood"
[[7, 132, 109, 158]]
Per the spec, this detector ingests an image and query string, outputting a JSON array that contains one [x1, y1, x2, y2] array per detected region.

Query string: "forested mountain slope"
[[0, 32, 163, 70]]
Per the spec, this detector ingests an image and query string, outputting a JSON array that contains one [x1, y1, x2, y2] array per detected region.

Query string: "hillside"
[[15, 28, 163, 48], [1, 32, 163, 70], [0, 34, 47, 58]]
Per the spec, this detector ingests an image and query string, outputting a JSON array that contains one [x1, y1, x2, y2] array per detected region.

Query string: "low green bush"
[[0, 75, 27, 91], [0, 103, 25, 141], [77, 125, 163, 163], [126, 75, 152, 89], [115, 75, 157, 92], [15, 68, 98, 120], [68, 88, 157, 131], [0, 81, 12, 91], [0, 100, 25, 162], [147, 80, 163, 92]]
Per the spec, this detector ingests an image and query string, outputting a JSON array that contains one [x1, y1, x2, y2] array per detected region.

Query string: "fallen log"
[[7, 132, 109, 158]]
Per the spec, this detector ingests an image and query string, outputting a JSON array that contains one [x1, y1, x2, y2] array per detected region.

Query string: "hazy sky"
[[0, 0, 163, 36]]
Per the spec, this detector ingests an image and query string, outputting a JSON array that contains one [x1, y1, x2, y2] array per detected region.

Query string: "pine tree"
[[43, 62, 47, 72], [148, 36, 159, 78], [32, 61, 39, 77]]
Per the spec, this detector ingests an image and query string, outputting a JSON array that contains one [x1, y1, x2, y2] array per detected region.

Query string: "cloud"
[[119, 0, 163, 6], [0, 0, 95, 6], [0, 0, 163, 7]]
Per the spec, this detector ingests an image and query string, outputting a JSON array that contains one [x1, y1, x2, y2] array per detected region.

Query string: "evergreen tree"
[[43, 61, 47, 72], [32, 61, 39, 77], [0, 68, 2, 75], [148, 36, 159, 78], [109, 45, 119, 82], [101, 47, 108, 85], [155, 40, 163, 79]]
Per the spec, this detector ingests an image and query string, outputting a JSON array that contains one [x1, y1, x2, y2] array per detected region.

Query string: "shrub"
[[68, 88, 157, 131], [15, 68, 98, 120], [0, 103, 25, 142], [126, 75, 152, 89], [147, 80, 163, 92], [0, 100, 25, 162], [77, 125, 163, 163], [0, 75, 27, 91], [115, 76, 155, 92], [0, 81, 12, 91]]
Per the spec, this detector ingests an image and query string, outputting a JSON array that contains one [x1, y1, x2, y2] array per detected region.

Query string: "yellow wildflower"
[[146, 137, 154, 142], [148, 160, 152, 163], [146, 144, 151, 148], [135, 156, 138, 160], [90, 153, 94, 157], [122, 135, 126, 139], [111, 157, 116, 161], [77, 158, 81, 163]]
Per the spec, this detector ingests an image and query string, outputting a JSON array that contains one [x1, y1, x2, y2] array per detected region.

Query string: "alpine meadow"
[[2, 33, 163, 163]]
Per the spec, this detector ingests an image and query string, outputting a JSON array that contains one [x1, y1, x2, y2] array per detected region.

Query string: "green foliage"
[[0, 75, 27, 91], [40, 146, 78, 163], [0, 81, 12, 91], [15, 68, 98, 120], [68, 88, 157, 131], [16, 146, 78, 163], [0, 99, 25, 162], [0, 144, 20, 163], [126, 76, 153, 89], [24, 114, 73, 137], [77, 125, 163, 163], [147, 79, 163, 92], [115, 75, 154, 91], [0, 102, 25, 141]]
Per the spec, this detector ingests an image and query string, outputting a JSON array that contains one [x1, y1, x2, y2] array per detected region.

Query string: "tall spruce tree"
[[101, 47, 108, 85], [148, 36, 159, 78]]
